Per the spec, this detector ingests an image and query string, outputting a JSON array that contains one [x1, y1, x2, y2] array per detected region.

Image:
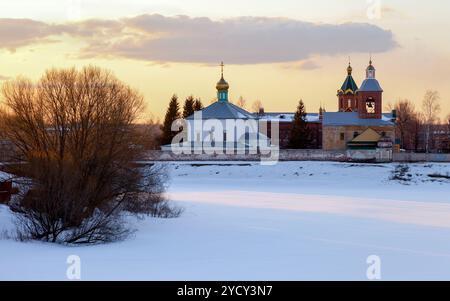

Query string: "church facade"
[[182, 63, 266, 153], [322, 60, 395, 150]]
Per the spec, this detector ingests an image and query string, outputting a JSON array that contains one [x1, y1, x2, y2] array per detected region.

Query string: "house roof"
[[323, 112, 394, 126], [351, 128, 381, 142], [258, 112, 320, 123], [186, 101, 255, 120]]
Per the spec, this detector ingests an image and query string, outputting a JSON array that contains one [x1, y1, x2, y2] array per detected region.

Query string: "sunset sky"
[[0, 0, 449, 120]]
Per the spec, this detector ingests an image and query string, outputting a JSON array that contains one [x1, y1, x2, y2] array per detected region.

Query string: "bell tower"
[[337, 62, 359, 112], [357, 59, 383, 119]]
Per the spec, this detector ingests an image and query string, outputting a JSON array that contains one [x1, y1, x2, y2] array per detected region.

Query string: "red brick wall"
[[357, 91, 382, 119], [338, 94, 358, 112]]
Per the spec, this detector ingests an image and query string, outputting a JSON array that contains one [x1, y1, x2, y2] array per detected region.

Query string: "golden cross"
[[220, 61, 224, 77]]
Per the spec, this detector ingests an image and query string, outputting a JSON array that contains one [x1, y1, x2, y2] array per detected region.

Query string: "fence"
[[393, 152, 450, 162], [145, 149, 394, 163]]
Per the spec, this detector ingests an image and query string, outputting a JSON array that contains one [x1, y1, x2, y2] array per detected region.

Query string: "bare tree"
[[137, 114, 162, 150], [251, 99, 263, 113], [235, 96, 246, 109], [411, 112, 424, 152], [394, 99, 418, 150], [422, 90, 441, 153], [1, 66, 178, 244], [446, 114, 450, 132]]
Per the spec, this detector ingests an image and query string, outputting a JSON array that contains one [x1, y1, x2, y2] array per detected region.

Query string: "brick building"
[[322, 60, 395, 151]]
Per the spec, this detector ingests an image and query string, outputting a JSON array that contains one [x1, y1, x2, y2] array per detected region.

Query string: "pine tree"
[[183, 95, 195, 118], [288, 99, 312, 149], [193, 98, 204, 111], [161, 94, 181, 145]]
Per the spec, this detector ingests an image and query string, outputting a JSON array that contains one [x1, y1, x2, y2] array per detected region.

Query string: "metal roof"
[[358, 78, 383, 92], [258, 112, 320, 122], [338, 75, 359, 94], [323, 112, 394, 126], [186, 101, 255, 120]]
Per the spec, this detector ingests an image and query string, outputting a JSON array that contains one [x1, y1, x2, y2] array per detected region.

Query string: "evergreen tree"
[[193, 98, 204, 111], [161, 94, 181, 145], [288, 99, 312, 149], [182, 95, 195, 118]]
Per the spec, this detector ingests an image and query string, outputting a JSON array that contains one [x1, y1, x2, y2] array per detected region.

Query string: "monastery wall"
[[146, 149, 394, 163]]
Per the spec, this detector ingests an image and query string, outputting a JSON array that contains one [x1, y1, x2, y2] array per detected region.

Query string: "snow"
[[258, 113, 320, 122], [1, 161, 450, 280]]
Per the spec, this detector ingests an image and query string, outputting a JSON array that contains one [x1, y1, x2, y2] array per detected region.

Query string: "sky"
[[0, 0, 449, 120]]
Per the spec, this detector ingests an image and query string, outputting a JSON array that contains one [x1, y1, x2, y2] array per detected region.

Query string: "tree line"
[[388, 90, 450, 153], [160, 95, 203, 145]]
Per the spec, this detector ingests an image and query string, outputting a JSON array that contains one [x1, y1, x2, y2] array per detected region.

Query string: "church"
[[165, 60, 396, 153], [174, 63, 269, 154], [322, 60, 395, 150]]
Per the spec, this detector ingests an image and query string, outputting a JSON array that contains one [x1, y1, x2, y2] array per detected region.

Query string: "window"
[[340, 133, 345, 141], [223, 131, 227, 142], [353, 132, 359, 138], [365, 97, 376, 114], [347, 99, 352, 108], [381, 131, 386, 137]]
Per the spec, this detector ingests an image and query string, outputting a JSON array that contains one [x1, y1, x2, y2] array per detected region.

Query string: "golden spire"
[[216, 61, 229, 91], [347, 57, 352, 75]]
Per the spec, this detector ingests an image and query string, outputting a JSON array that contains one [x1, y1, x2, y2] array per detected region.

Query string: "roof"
[[351, 128, 381, 142], [323, 112, 394, 126], [186, 101, 255, 120], [258, 112, 321, 123], [338, 75, 358, 95], [358, 78, 383, 92]]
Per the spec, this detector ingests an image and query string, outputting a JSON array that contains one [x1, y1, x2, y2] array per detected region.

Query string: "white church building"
[[161, 63, 272, 154]]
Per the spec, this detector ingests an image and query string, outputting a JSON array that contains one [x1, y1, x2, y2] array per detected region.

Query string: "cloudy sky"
[[0, 0, 449, 119]]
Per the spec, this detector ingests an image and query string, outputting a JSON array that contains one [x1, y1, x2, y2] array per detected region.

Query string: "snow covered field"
[[1, 161, 450, 280]]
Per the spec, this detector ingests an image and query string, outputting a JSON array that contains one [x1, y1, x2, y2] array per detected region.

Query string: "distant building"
[[431, 126, 450, 153]]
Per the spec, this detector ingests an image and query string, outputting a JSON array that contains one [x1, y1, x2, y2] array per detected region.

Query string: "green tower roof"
[[337, 63, 358, 95]]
